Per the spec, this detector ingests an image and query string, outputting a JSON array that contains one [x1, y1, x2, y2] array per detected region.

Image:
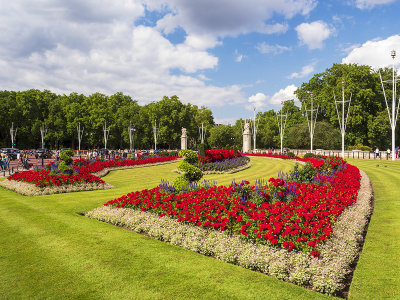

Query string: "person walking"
[[0, 153, 5, 171], [4, 153, 10, 170]]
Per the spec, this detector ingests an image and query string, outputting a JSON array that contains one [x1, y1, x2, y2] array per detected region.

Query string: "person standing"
[[396, 146, 399, 159], [387, 148, 391, 159], [5, 153, 10, 170], [375, 147, 379, 158]]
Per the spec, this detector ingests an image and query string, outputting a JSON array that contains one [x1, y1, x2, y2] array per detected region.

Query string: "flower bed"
[[2, 155, 179, 195], [195, 156, 250, 173], [86, 168, 372, 296], [199, 149, 242, 163], [103, 156, 359, 257], [8, 170, 105, 187]]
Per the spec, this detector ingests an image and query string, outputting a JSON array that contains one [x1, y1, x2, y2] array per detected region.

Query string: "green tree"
[[208, 124, 237, 149]]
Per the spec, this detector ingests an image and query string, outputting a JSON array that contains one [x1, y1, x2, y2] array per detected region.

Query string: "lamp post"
[[10, 122, 17, 148], [199, 122, 206, 144], [77, 122, 84, 152], [103, 121, 110, 149], [251, 106, 259, 151], [379, 50, 399, 161], [153, 120, 160, 151], [304, 92, 319, 153], [40, 123, 47, 149], [276, 101, 288, 154], [334, 80, 352, 158], [128, 122, 135, 154]]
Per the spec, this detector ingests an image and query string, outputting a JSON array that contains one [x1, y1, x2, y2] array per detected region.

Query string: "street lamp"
[[10, 122, 17, 148], [153, 120, 160, 150], [379, 49, 399, 161], [304, 92, 319, 153], [334, 80, 352, 158]]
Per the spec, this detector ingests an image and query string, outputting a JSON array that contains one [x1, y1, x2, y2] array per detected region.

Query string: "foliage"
[[208, 124, 238, 149], [0, 91, 214, 149], [285, 121, 341, 149], [303, 153, 314, 158], [174, 149, 203, 188], [198, 143, 206, 157], [58, 149, 75, 174], [179, 149, 199, 164], [286, 152, 296, 157], [348, 144, 373, 151]]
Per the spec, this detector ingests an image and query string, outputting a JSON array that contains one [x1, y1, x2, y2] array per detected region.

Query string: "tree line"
[[0, 63, 396, 150]]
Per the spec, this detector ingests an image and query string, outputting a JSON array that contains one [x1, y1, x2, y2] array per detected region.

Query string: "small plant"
[[303, 153, 314, 158], [58, 150, 74, 174], [198, 143, 206, 158], [286, 152, 296, 157], [173, 149, 203, 189]]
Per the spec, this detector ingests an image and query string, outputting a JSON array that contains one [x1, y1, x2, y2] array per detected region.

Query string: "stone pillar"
[[181, 128, 187, 150], [243, 121, 251, 153]]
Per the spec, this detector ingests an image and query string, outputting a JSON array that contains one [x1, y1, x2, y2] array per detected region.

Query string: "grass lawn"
[[0, 157, 334, 299], [1, 157, 398, 299], [346, 159, 400, 299]]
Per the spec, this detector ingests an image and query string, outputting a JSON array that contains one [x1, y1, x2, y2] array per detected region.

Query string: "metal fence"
[[255, 149, 396, 160]]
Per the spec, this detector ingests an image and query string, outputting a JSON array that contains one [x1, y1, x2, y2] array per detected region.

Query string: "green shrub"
[[290, 163, 318, 183], [178, 161, 203, 182], [198, 143, 206, 157], [174, 149, 203, 189], [348, 144, 373, 151], [169, 150, 179, 157], [286, 152, 296, 157], [303, 153, 314, 158], [173, 176, 189, 190], [58, 161, 72, 173], [179, 149, 199, 164], [60, 150, 74, 165], [58, 150, 74, 174]]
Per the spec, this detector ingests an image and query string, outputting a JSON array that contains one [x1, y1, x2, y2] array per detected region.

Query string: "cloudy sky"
[[1, 0, 400, 124]]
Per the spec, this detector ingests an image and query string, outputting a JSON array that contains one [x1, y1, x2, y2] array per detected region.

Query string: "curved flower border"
[[85, 166, 373, 296]]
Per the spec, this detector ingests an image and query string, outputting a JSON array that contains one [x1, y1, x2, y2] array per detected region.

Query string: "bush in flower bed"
[[195, 156, 250, 173], [246, 153, 299, 159], [86, 169, 372, 295]]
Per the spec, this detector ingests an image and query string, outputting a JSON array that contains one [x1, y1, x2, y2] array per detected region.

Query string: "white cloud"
[[236, 54, 243, 62], [0, 0, 249, 108], [256, 42, 291, 55], [342, 35, 400, 69], [295, 21, 333, 50], [269, 85, 298, 105], [247, 92, 268, 110], [214, 117, 238, 125], [354, 0, 395, 9], [288, 62, 316, 78], [154, 0, 316, 37]]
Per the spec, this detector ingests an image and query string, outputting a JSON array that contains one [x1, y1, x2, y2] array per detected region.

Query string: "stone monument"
[[243, 121, 251, 153], [181, 127, 187, 150]]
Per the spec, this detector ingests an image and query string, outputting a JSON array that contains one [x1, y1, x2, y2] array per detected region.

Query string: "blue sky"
[[1, 0, 400, 124]]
